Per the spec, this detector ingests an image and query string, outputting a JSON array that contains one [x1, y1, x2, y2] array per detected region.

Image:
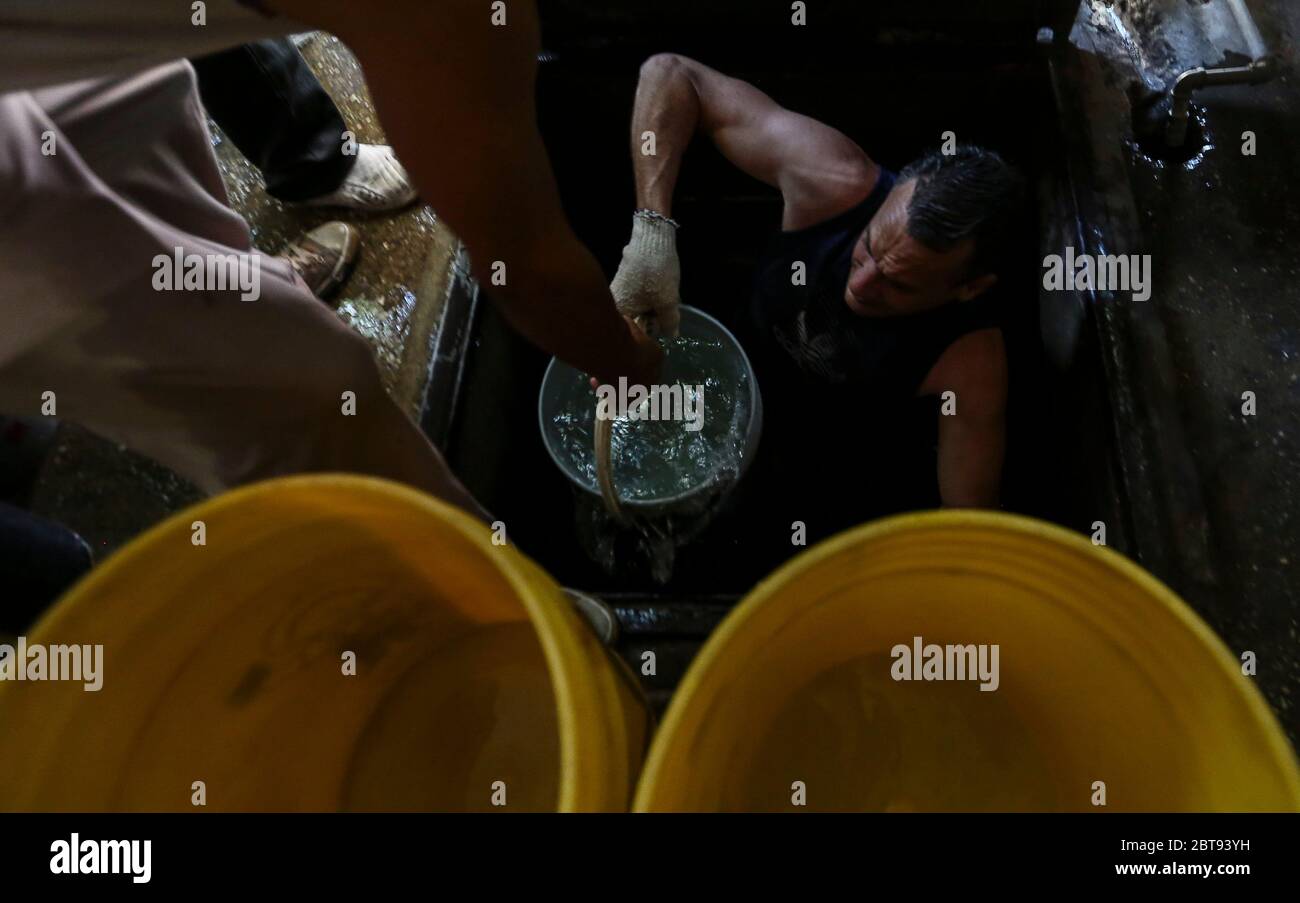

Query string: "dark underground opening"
[[439, 22, 1111, 623]]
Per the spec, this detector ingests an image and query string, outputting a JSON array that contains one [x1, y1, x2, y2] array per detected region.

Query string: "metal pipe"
[[1165, 0, 1276, 146]]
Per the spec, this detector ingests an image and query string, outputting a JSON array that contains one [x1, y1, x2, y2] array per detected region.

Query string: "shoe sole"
[[293, 186, 420, 215]]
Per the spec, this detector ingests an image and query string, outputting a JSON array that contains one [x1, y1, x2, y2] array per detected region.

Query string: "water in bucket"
[[539, 306, 762, 582], [548, 334, 753, 503]]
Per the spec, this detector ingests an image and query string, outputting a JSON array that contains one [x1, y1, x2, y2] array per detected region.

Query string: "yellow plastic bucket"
[[634, 511, 1300, 812], [0, 475, 649, 812]]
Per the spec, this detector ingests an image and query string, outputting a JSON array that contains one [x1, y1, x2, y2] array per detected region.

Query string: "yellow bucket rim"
[[18, 474, 612, 812], [632, 508, 1300, 811]]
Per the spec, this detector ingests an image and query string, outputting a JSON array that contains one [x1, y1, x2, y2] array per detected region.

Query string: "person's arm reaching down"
[[607, 53, 882, 336], [263, 0, 660, 387]]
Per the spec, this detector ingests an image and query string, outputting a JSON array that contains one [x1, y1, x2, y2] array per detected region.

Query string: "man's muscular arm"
[[629, 53, 879, 229], [920, 329, 1008, 509], [263, 0, 660, 386]]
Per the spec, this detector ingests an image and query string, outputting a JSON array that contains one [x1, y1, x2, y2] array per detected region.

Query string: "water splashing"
[[541, 325, 760, 583]]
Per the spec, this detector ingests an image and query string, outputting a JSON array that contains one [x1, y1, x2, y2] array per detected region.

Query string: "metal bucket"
[[538, 305, 762, 518]]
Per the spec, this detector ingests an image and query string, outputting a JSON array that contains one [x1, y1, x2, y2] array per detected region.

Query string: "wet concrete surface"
[[1070, 0, 1300, 740], [1129, 1, 1300, 737], [28, 33, 461, 559], [1078, 0, 1261, 90], [29, 430, 204, 561]]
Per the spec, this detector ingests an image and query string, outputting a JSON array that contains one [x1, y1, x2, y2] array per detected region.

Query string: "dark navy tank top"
[[749, 168, 1001, 402]]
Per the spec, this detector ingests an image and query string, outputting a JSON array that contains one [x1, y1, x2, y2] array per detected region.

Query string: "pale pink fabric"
[[0, 61, 461, 500]]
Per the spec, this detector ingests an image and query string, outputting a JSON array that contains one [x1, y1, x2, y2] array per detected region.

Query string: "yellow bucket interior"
[[0, 475, 648, 812], [634, 511, 1300, 812]]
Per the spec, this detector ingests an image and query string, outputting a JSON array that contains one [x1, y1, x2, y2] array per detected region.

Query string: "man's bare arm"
[[921, 329, 1007, 508], [630, 53, 878, 229], [264, 0, 659, 386]]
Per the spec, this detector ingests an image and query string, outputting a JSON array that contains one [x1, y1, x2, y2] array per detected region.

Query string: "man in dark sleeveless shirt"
[[609, 54, 1024, 509]]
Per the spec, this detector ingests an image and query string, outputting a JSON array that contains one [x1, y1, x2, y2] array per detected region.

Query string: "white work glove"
[[609, 210, 681, 338]]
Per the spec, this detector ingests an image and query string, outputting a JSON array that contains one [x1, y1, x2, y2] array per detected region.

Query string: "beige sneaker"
[[295, 144, 419, 213], [280, 221, 361, 299]]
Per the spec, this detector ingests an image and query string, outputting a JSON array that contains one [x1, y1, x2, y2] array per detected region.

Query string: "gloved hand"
[[609, 210, 681, 338]]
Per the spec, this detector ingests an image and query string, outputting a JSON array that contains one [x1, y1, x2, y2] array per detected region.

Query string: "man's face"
[[844, 178, 992, 317]]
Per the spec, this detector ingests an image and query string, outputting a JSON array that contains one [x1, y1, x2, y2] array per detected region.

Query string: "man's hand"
[[623, 316, 666, 387], [610, 211, 682, 339], [591, 316, 664, 391]]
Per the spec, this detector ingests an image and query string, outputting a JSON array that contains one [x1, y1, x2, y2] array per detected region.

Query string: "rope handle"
[[594, 413, 624, 520], [595, 309, 672, 521]]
